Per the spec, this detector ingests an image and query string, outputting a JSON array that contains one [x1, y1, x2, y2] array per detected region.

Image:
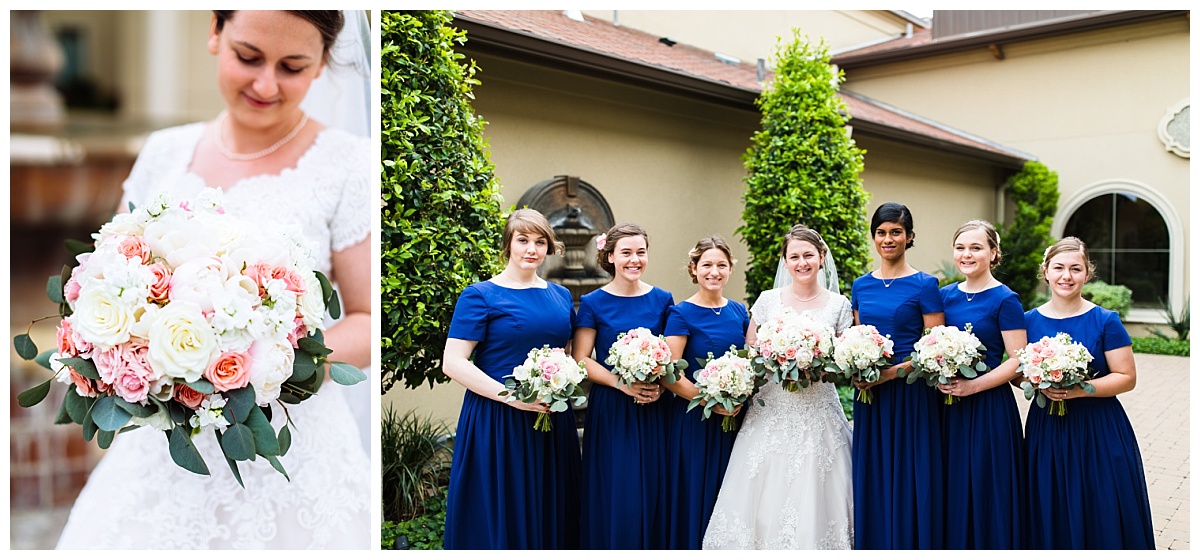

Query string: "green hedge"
[[994, 162, 1059, 309], [1082, 280, 1132, 319], [1131, 337, 1190, 357]]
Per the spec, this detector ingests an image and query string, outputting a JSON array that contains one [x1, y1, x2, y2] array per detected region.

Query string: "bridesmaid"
[[661, 236, 750, 549], [851, 202, 946, 549], [1023, 237, 1154, 549], [574, 222, 675, 549], [936, 220, 1027, 549], [441, 209, 582, 549]]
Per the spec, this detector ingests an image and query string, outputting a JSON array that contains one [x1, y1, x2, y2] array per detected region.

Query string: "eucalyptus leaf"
[[65, 238, 93, 256], [298, 337, 332, 356], [219, 424, 256, 461], [14, 334, 38, 360], [54, 395, 72, 425], [223, 386, 257, 424], [58, 357, 100, 380], [329, 362, 367, 386], [289, 352, 319, 383], [46, 275, 64, 304], [92, 396, 133, 432], [265, 455, 290, 481], [65, 390, 90, 424], [17, 378, 53, 408], [278, 424, 292, 456], [278, 393, 302, 405], [82, 411, 98, 442], [169, 426, 210, 476], [315, 270, 334, 302], [245, 407, 280, 456], [97, 429, 115, 449], [35, 349, 55, 371], [115, 399, 157, 418], [327, 290, 342, 320], [223, 453, 245, 488], [549, 401, 567, 413], [183, 378, 216, 394]]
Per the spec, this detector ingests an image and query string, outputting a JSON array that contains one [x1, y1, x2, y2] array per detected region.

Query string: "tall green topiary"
[[994, 161, 1059, 309], [381, 11, 505, 392], [737, 31, 870, 304]]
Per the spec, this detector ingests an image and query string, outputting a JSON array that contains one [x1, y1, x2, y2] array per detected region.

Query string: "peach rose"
[[174, 383, 206, 410], [273, 266, 307, 296], [117, 235, 152, 265], [243, 262, 275, 298], [204, 351, 252, 392], [69, 370, 103, 398], [148, 262, 171, 302]]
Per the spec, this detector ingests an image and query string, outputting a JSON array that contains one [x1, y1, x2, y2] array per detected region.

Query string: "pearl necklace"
[[215, 111, 309, 161], [786, 289, 821, 303]]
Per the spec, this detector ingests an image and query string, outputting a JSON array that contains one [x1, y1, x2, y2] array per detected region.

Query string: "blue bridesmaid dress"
[[940, 283, 1026, 549], [662, 300, 750, 549], [442, 281, 582, 549], [578, 286, 675, 549], [1023, 306, 1154, 549], [851, 271, 945, 549]]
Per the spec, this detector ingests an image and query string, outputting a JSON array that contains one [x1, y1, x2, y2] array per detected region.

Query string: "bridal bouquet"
[[903, 324, 989, 404], [826, 324, 894, 404], [13, 188, 366, 486], [605, 327, 687, 402], [688, 347, 755, 432], [1016, 333, 1096, 416], [748, 309, 834, 392], [500, 345, 588, 431]]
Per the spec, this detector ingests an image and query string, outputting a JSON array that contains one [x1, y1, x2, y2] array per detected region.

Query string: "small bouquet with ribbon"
[[1016, 333, 1096, 416], [826, 324, 894, 404], [903, 324, 989, 404], [500, 345, 587, 431]]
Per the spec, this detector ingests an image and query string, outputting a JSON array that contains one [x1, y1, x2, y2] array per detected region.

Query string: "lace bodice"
[[119, 122, 372, 278]]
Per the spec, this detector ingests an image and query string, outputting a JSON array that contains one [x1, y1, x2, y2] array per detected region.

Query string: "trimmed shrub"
[[737, 31, 870, 303], [994, 161, 1059, 309], [1082, 280, 1132, 319], [381, 11, 505, 391], [1131, 337, 1190, 357]]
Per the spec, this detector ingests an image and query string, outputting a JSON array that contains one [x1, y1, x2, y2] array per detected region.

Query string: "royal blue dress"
[[443, 281, 582, 549], [1023, 306, 1154, 549], [940, 283, 1026, 549], [851, 271, 945, 549], [662, 300, 750, 549], [578, 286, 675, 549]]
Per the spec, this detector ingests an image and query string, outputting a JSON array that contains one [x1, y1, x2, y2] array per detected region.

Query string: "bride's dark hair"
[[213, 11, 345, 63]]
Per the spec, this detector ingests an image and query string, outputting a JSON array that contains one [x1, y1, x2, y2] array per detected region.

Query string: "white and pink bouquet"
[[749, 309, 834, 392], [1017, 333, 1096, 416], [13, 188, 365, 485], [500, 345, 588, 431], [903, 324, 989, 404], [826, 324, 894, 404], [688, 347, 756, 432], [605, 326, 687, 402]]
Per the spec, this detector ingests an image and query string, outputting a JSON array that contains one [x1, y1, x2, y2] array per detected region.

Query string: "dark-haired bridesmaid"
[[937, 220, 1027, 549], [441, 209, 582, 549], [850, 202, 946, 549], [574, 223, 675, 549]]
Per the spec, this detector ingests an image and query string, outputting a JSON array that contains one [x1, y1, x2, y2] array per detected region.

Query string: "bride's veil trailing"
[[772, 238, 840, 293], [300, 10, 371, 138]]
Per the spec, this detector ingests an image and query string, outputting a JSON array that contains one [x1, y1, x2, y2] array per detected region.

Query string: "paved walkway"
[[1011, 353, 1190, 550]]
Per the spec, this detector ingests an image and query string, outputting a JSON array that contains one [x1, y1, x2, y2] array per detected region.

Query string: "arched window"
[[1062, 191, 1170, 309]]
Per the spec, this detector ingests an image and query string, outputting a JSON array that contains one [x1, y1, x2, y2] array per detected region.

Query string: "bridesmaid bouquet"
[[825, 324, 894, 404], [12, 188, 366, 486], [688, 347, 756, 432], [605, 326, 687, 403], [500, 345, 588, 431], [749, 309, 834, 392], [1016, 333, 1096, 416], [903, 324, 989, 404]]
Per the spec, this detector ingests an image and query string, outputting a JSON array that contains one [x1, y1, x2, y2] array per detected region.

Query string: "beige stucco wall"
[[581, 10, 914, 66], [841, 16, 1191, 320]]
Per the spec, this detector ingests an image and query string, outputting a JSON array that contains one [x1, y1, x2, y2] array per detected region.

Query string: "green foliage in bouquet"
[[380, 10, 505, 393], [13, 245, 364, 487], [994, 161, 1059, 309], [738, 30, 870, 304]]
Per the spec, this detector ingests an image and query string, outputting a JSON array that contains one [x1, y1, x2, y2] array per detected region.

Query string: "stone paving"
[[1012, 352, 1191, 550]]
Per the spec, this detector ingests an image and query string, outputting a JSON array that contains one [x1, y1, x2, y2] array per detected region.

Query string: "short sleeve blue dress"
[[662, 300, 750, 550], [442, 281, 582, 549], [577, 286, 675, 549], [851, 271, 945, 549], [1023, 306, 1154, 549], [940, 282, 1026, 549]]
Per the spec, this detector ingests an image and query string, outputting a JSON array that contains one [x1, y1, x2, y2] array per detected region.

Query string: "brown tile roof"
[[455, 10, 1031, 166]]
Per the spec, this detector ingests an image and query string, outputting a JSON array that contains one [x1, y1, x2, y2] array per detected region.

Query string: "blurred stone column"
[[10, 10, 66, 132]]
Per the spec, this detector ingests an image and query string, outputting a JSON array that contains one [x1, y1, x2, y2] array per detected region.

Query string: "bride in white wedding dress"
[[703, 225, 854, 550], [54, 11, 371, 549]]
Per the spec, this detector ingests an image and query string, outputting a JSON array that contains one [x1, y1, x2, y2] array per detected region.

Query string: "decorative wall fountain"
[[516, 175, 614, 306]]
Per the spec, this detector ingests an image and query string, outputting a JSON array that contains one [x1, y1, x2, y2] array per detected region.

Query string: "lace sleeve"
[[833, 294, 853, 336], [749, 289, 775, 326], [328, 133, 372, 252]]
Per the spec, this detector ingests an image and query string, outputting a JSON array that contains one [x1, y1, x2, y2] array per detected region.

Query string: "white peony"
[[142, 213, 219, 269], [249, 338, 295, 406], [168, 256, 230, 313]]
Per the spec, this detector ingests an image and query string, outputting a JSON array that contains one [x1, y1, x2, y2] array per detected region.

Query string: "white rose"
[[297, 271, 326, 334], [96, 211, 146, 243], [147, 301, 218, 383], [142, 213, 219, 269], [168, 256, 230, 313], [249, 338, 295, 406], [129, 408, 175, 432], [72, 289, 137, 350]]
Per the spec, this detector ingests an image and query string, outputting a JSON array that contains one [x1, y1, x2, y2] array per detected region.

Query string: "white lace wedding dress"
[[702, 288, 855, 550], [55, 122, 371, 549]]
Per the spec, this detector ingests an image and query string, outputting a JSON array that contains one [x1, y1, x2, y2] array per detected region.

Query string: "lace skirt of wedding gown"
[[702, 380, 854, 550], [55, 383, 370, 549]]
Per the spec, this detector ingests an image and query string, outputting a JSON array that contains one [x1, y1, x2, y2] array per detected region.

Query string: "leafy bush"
[[994, 161, 1059, 309], [836, 384, 854, 422], [1150, 296, 1189, 341], [381, 10, 505, 392], [1131, 337, 1190, 356], [737, 31, 870, 303], [382, 487, 448, 550], [936, 260, 964, 288], [1082, 280, 1132, 319], [381, 405, 453, 525]]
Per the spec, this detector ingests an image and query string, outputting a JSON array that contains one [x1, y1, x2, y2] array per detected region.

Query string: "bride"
[[54, 11, 371, 549], [703, 224, 854, 550]]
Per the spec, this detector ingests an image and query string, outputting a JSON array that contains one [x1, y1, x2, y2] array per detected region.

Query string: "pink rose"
[[148, 262, 172, 302], [1028, 374, 1042, 384], [1048, 370, 1063, 383], [56, 319, 81, 358], [243, 262, 275, 298], [539, 360, 560, 376], [92, 345, 125, 385], [69, 369, 101, 398], [117, 235, 152, 265], [785, 347, 799, 360], [650, 347, 669, 363], [204, 351, 252, 392], [273, 266, 307, 296], [112, 369, 151, 404], [286, 317, 307, 348], [174, 383, 206, 410]]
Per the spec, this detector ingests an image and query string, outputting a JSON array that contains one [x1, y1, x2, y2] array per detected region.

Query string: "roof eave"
[[833, 10, 1188, 69], [849, 118, 1031, 170]]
